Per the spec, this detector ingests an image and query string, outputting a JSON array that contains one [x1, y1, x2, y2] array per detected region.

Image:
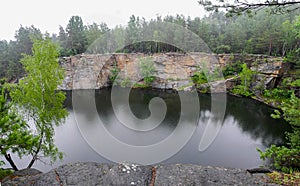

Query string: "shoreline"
[[1, 162, 275, 186], [63, 85, 280, 110]]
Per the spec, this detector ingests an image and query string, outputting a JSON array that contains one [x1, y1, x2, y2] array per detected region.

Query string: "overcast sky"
[[0, 0, 206, 41]]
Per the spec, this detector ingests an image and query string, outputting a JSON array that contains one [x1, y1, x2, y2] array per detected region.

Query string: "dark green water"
[[4, 88, 290, 171]]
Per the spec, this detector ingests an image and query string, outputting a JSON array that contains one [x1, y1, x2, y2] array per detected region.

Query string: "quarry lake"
[[7, 88, 291, 172]]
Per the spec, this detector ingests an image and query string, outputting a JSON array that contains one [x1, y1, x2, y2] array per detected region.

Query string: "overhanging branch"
[[198, 0, 300, 15]]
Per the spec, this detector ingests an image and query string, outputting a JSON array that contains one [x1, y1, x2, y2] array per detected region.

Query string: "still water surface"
[[6, 88, 290, 172]]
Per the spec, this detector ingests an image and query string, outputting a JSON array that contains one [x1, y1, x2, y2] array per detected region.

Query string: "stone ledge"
[[2, 163, 278, 186]]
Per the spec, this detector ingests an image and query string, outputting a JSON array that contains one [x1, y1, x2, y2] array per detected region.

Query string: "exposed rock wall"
[[58, 53, 284, 92]]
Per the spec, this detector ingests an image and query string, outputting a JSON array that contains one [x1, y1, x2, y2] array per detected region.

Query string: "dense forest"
[[0, 8, 299, 81]]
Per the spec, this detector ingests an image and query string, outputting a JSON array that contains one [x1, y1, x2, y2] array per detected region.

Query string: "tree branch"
[[27, 128, 44, 169], [0, 147, 19, 171], [4, 154, 18, 171], [198, 0, 300, 15]]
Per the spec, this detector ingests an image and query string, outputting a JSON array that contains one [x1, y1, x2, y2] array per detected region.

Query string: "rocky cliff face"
[[58, 53, 284, 92]]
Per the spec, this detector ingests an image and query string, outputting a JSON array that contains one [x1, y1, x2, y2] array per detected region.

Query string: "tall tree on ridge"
[[66, 16, 88, 55]]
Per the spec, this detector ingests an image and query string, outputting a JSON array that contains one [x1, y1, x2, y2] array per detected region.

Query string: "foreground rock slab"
[[155, 164, 276, 186], [2, 162, 278, 186]]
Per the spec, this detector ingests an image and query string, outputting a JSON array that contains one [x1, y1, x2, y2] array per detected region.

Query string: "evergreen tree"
[[66, 16, 88, 54], [0, 82, 37, 171]]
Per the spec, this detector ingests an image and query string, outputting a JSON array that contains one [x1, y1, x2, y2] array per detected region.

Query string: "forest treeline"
[[0, 8, 300, 80]]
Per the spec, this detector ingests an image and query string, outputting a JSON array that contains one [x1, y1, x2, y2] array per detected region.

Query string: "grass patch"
[[178, 82, 194, 91], [133, 83, 149, 88], [267, 171, 300, 186], [0, 168, 13, 181]]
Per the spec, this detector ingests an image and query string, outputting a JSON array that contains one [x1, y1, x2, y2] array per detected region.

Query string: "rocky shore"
[[1, 162, 278, 186]]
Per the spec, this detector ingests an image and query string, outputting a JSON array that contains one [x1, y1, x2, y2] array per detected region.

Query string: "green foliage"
[[178, 82, 194, 91], [192, 64, 223, 89], [222, 61, 243, 77], [133, 83, 149, 88], [232, 63, 254, 97], [140, 57, 156, 85], [109, 61, 120, 84], [0, 78, 6, 85], [66, 16, 88, 54], [0, 12, 300, 79], [0, 26, 42, 80], [0, 87, 38, 171], [284, 49, 300, 67], [198, 86, 209, 93], [277, 93, 300, 127], [15, 26, 43, 55], [259, 92, 300, 173], [259, 34, 300, 172], [84, 22, 109, 46], [263, 88, 293, 101], [258, 145, 299, 173], [215, 44, 231, 53], [120, 77, 132, 88], [84, 11, 300, 55], [267, 171, 300, 185], [240, 63, 254, 86], [0, 168, 12, 181], [271, 110, 282, 119], [10, 39, 68, 168], [283, 16, 300, 68], [290, 79, 300, 87], [192, 71, 208, 86], [57, 16, 89, 56], [232, 85, 253, 97]]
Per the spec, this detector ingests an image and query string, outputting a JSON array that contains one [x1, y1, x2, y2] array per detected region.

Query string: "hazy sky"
[[0, 0, 206, 41]]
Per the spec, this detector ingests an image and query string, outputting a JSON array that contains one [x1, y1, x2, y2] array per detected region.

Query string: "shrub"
[[192, 71, 208, 86], [222, 61, 243, 78], [140, 57, 156, 85], [258, 93, 300, 173], [121, 77, 132, 88], [109, 61, 120, 84]]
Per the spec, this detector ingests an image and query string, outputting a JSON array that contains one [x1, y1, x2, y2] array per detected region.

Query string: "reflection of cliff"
[[63, 88, 289, 148], [193, 93, 290, 147], [59, 53, 284, 91], [224, 95, 291, 147]]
